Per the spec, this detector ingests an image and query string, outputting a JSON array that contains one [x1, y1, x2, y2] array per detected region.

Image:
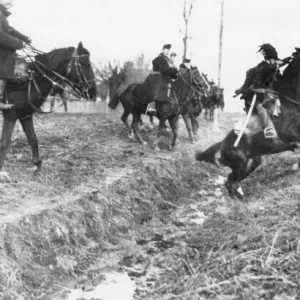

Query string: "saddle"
[[9, 55, 30, 84]]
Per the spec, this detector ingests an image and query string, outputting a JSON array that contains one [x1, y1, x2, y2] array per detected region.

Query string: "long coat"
[[152, 53, 178, 79], [0, 10, 30, 79]]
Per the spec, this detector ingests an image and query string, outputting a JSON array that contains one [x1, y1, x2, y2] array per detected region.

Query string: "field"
[[0, 102, 300, 300]]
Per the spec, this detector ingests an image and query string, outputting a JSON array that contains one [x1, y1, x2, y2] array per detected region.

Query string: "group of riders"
[[151, 42, 293, 140], [149, 43, 219, 112], [0, 0, 294, 141]]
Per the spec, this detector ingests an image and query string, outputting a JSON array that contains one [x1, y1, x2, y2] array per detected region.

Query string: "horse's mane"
[[33, 47, 77, 71], [275, 52, 300, 100]]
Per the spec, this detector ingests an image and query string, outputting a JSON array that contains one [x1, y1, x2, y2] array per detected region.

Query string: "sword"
[[234, 94, 257, 148]]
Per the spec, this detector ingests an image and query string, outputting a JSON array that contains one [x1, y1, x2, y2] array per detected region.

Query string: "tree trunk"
[[214, 0, 225, 131]]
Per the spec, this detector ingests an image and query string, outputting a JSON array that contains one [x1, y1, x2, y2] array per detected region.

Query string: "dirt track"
[[2, 104, 300, 300], [0, 103, 233, 224]]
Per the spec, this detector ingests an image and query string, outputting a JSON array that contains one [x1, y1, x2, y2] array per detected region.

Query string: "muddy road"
[[1, 103, 299, 300]]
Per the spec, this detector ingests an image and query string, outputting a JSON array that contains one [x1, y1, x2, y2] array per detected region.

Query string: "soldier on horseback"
[[179, 58, 191, 72], [0, 0, 31, 109], [148, 44, 178, 113], [169, 52, 177, 68], [234, 44, 292, 139]]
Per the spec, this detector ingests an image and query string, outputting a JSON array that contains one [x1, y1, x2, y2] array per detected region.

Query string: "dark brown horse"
[[0, 42, 96, 172], [109, 68, 204, 146], [204, 87, 225, 121], [196, 48, 300, 199]]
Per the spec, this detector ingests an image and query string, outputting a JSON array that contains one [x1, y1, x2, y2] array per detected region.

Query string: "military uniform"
[[235, 44, 292, 139], [0, 2, 30, 109], [152, 54, 178, 79]]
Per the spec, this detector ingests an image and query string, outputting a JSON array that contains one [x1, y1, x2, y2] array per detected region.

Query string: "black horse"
[[108, 68, 203, 147], [204, 87, 225, 121], [196, 48, 300, 199], [0, 42, 96, 172]]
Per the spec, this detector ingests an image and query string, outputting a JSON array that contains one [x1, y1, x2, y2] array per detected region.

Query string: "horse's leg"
[[63, 97, 68, 112], [0, 112, 17, 171], [225, 156, 262, 200], [139, 115, 145, 131], [153, 118, 166, 151], [148, 115, 154, 129], [204, 108, 208, 120], [131, 111, 147, 144], [190, 114, 199, 138], [168, 114, 180, 151], [19, 116, 42, 172], [210, 107, 214, 121], [182, 113, 194, 143], [50, 97, 55, 111], [120, 101, 134, 138]]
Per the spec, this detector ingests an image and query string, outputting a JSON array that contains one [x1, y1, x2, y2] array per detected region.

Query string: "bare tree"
[[181, 0, 195, 60]]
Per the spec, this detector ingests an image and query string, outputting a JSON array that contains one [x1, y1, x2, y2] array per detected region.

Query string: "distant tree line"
[[96, 54, 151, 101]]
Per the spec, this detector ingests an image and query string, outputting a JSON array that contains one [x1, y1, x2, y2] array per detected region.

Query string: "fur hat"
[[170, 52, 177, 57], [257, 43, 278, 60], [163, 44, 171, 50], [0, 0, 12, 16]]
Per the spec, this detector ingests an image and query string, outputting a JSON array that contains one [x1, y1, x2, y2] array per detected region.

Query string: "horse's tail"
[[108, 95, 120, 109], [195, 141, 222, 164]]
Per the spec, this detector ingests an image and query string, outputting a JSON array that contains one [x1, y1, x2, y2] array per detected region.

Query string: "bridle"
[[176, 69, 204, 107], [22, 46, 94, 113], [66, 48, 94, 99]]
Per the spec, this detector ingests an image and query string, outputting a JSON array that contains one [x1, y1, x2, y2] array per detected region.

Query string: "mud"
[[0, 104, 239, 299]]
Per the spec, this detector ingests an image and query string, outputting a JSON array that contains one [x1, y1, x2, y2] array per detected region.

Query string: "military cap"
[[183, 58, 191, 63], [163, 44, 171, 50]]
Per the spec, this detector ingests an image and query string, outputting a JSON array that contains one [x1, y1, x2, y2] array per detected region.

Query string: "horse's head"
[[106, 67, 126, 98], [66, 42, 96, 99], [275, 47, 300, 98]]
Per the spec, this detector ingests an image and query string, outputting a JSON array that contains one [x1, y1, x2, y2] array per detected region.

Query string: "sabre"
[[234, 94, 257, 148]]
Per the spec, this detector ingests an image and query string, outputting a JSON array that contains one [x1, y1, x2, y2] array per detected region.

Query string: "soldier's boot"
[[256, 103, 277, 139], [0, 79, 13, 110]]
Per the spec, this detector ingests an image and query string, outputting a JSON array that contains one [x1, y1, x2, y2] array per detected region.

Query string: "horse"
[[109, 83, 157, 138], [195, 48, 300, 199], [108, 68, 203, 146], [204, 87, 225, 121], [0, 42, 96, 173], [178, 67, 205, 143]]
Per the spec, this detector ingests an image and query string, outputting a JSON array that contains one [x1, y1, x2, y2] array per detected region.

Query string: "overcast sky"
[[9, 0, 300, 111]]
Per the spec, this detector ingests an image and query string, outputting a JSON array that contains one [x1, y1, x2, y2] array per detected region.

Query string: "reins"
[[21, 46, 91, 114]]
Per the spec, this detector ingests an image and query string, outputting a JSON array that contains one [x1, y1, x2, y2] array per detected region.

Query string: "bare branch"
[[183, 0, 187, 19]]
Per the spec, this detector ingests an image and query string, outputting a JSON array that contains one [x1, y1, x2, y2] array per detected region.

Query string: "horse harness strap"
[[27, 72, 66, 114]]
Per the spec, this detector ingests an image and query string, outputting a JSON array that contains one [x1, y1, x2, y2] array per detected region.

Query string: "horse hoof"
[[154, 145, 160, 151], [128, 133, 134, 139]]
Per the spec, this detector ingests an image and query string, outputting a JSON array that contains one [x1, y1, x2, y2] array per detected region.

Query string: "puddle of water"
[[66, 272, 135, 300]]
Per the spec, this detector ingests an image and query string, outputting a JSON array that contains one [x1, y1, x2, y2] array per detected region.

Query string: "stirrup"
[[264, 127, 277, 139]]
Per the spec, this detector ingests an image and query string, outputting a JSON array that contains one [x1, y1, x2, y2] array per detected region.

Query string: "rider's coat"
[[0, 8, 30, 78], [152, 53, 178, 79]]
